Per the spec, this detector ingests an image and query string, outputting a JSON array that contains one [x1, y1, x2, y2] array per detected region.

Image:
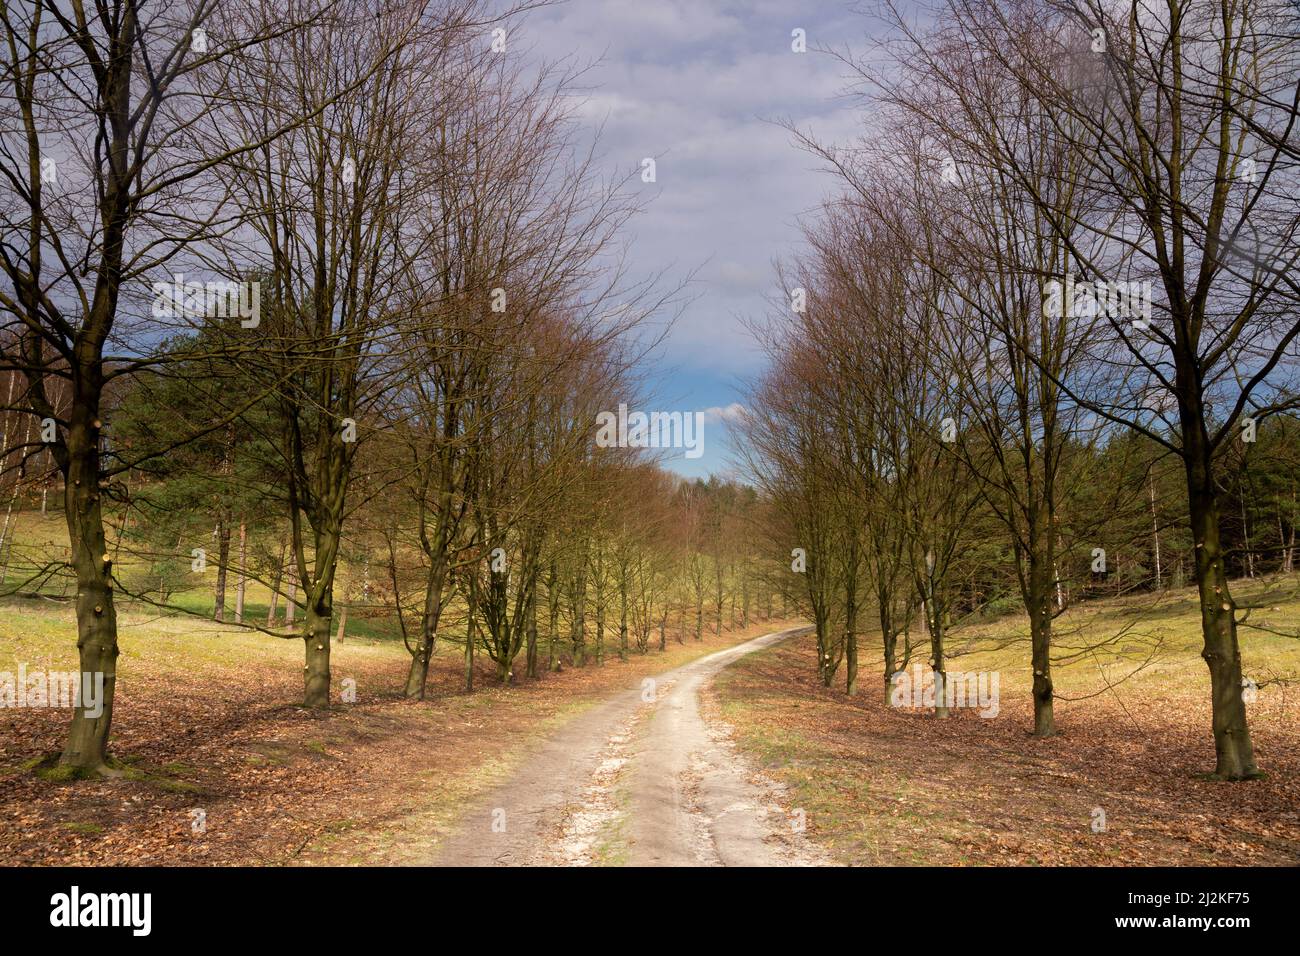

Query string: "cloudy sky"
[[523, 1, 881, 478]]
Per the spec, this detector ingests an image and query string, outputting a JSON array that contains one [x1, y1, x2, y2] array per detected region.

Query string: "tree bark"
[[213, 517, 231, 622], [1027, 505, 1056, 737], [880, 601, 897, 704], [844, 540, 859, 696], [924, 589, 948, 719], [267, 537, 285, 626], [284, 570, 297, 626], [569, 570, 586, 666], [404, 561, 446, 699], [618, 572, 629, 662], [234, 521, 246, 624], [59, 413, 118, 772], [525, 571, 539, 679], [1185, 427, 1258, 779], [303, 592, 332, 708], [299, 518, 341, 707], [464, 571, 478, 692], [547, 561, 560, 672]]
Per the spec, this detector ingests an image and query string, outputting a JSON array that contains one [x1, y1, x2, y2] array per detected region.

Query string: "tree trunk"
[[1027, 511, 1056, 737], [59, 415, 118, 772], [213, 517, 231, 622], [404, 563, 446, 699], [618, 575, 629, 662], [881, 602, 897, 705], [815, 610, 835, 687], [234, 521, 246, 624], [334, 603, 348, 644], [845, 629, 858, 696], [1286, 500, 1296, 574], [526, 573, 539, 679], [267, 537, 285, 625], [1241, 496, 1255, 578], [303, 592, 332, 708], [465, 571, 479, 692], [844, 544, 858, 696], [299, 515, 341, 708], [1150, 477, 1162, 589], [715, 572, 723, 634], [284, 570, 297, 626], [497, 643, 512, 685], [547, 561, 560, 672], [1029, 597, 1055, 736], [1185, 438, 1258, 779], [570, 573, 586, 666], [925, 592, 948, 719], [594, 580, 606, 665]]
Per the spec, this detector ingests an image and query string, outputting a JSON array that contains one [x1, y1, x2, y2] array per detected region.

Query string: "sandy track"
[[429, 626, 828, 867]]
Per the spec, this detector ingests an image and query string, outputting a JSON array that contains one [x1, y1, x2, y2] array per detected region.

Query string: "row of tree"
[[0, 0, 772, 774], [741, 0, 1300, 780]]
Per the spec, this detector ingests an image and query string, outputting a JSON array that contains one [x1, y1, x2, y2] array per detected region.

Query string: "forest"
[[0, 0, 1297, 881]]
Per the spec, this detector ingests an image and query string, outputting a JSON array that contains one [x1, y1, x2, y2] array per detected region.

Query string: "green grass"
[[931, 574, 1300, 699], [60, 821, 105, 836], [715, 574, 1300, 866], [0, 508, 410, 660], [0, 509, 411, 678], [0, 595, 407, 675]]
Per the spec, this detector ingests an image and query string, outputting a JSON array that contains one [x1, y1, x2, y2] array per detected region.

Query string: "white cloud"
[[518, 0, 871, 405], [701, 402, 748, 424]]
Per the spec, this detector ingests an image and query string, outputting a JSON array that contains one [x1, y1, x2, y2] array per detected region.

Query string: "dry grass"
[[0, 579, 794, 865], [713, 577, 1300, 866]]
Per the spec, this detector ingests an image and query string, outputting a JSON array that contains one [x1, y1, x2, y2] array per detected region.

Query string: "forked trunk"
[[405, 564, 445, 699]]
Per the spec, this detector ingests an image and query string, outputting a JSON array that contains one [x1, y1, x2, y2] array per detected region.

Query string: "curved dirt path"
[[430, 626, 828, 867]]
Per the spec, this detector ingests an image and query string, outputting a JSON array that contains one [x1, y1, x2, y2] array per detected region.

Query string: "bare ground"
[[0, 616, 799, 865], [430, 627, 830, 866], [714, 632, 1300, 866]]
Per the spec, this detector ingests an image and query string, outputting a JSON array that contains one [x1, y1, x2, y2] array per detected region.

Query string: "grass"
[[0, 507, 408, 652], [0, 507, 797, 866], [61, 822, 105, 836], [713, 575, 1300, 866]]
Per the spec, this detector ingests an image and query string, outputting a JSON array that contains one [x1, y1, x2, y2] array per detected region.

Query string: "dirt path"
[[429, 626, 828, 867]]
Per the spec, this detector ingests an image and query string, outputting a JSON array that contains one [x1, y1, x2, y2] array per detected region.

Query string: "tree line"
[[740, 0, 1300, 780], [0, 0, 780, 775]]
